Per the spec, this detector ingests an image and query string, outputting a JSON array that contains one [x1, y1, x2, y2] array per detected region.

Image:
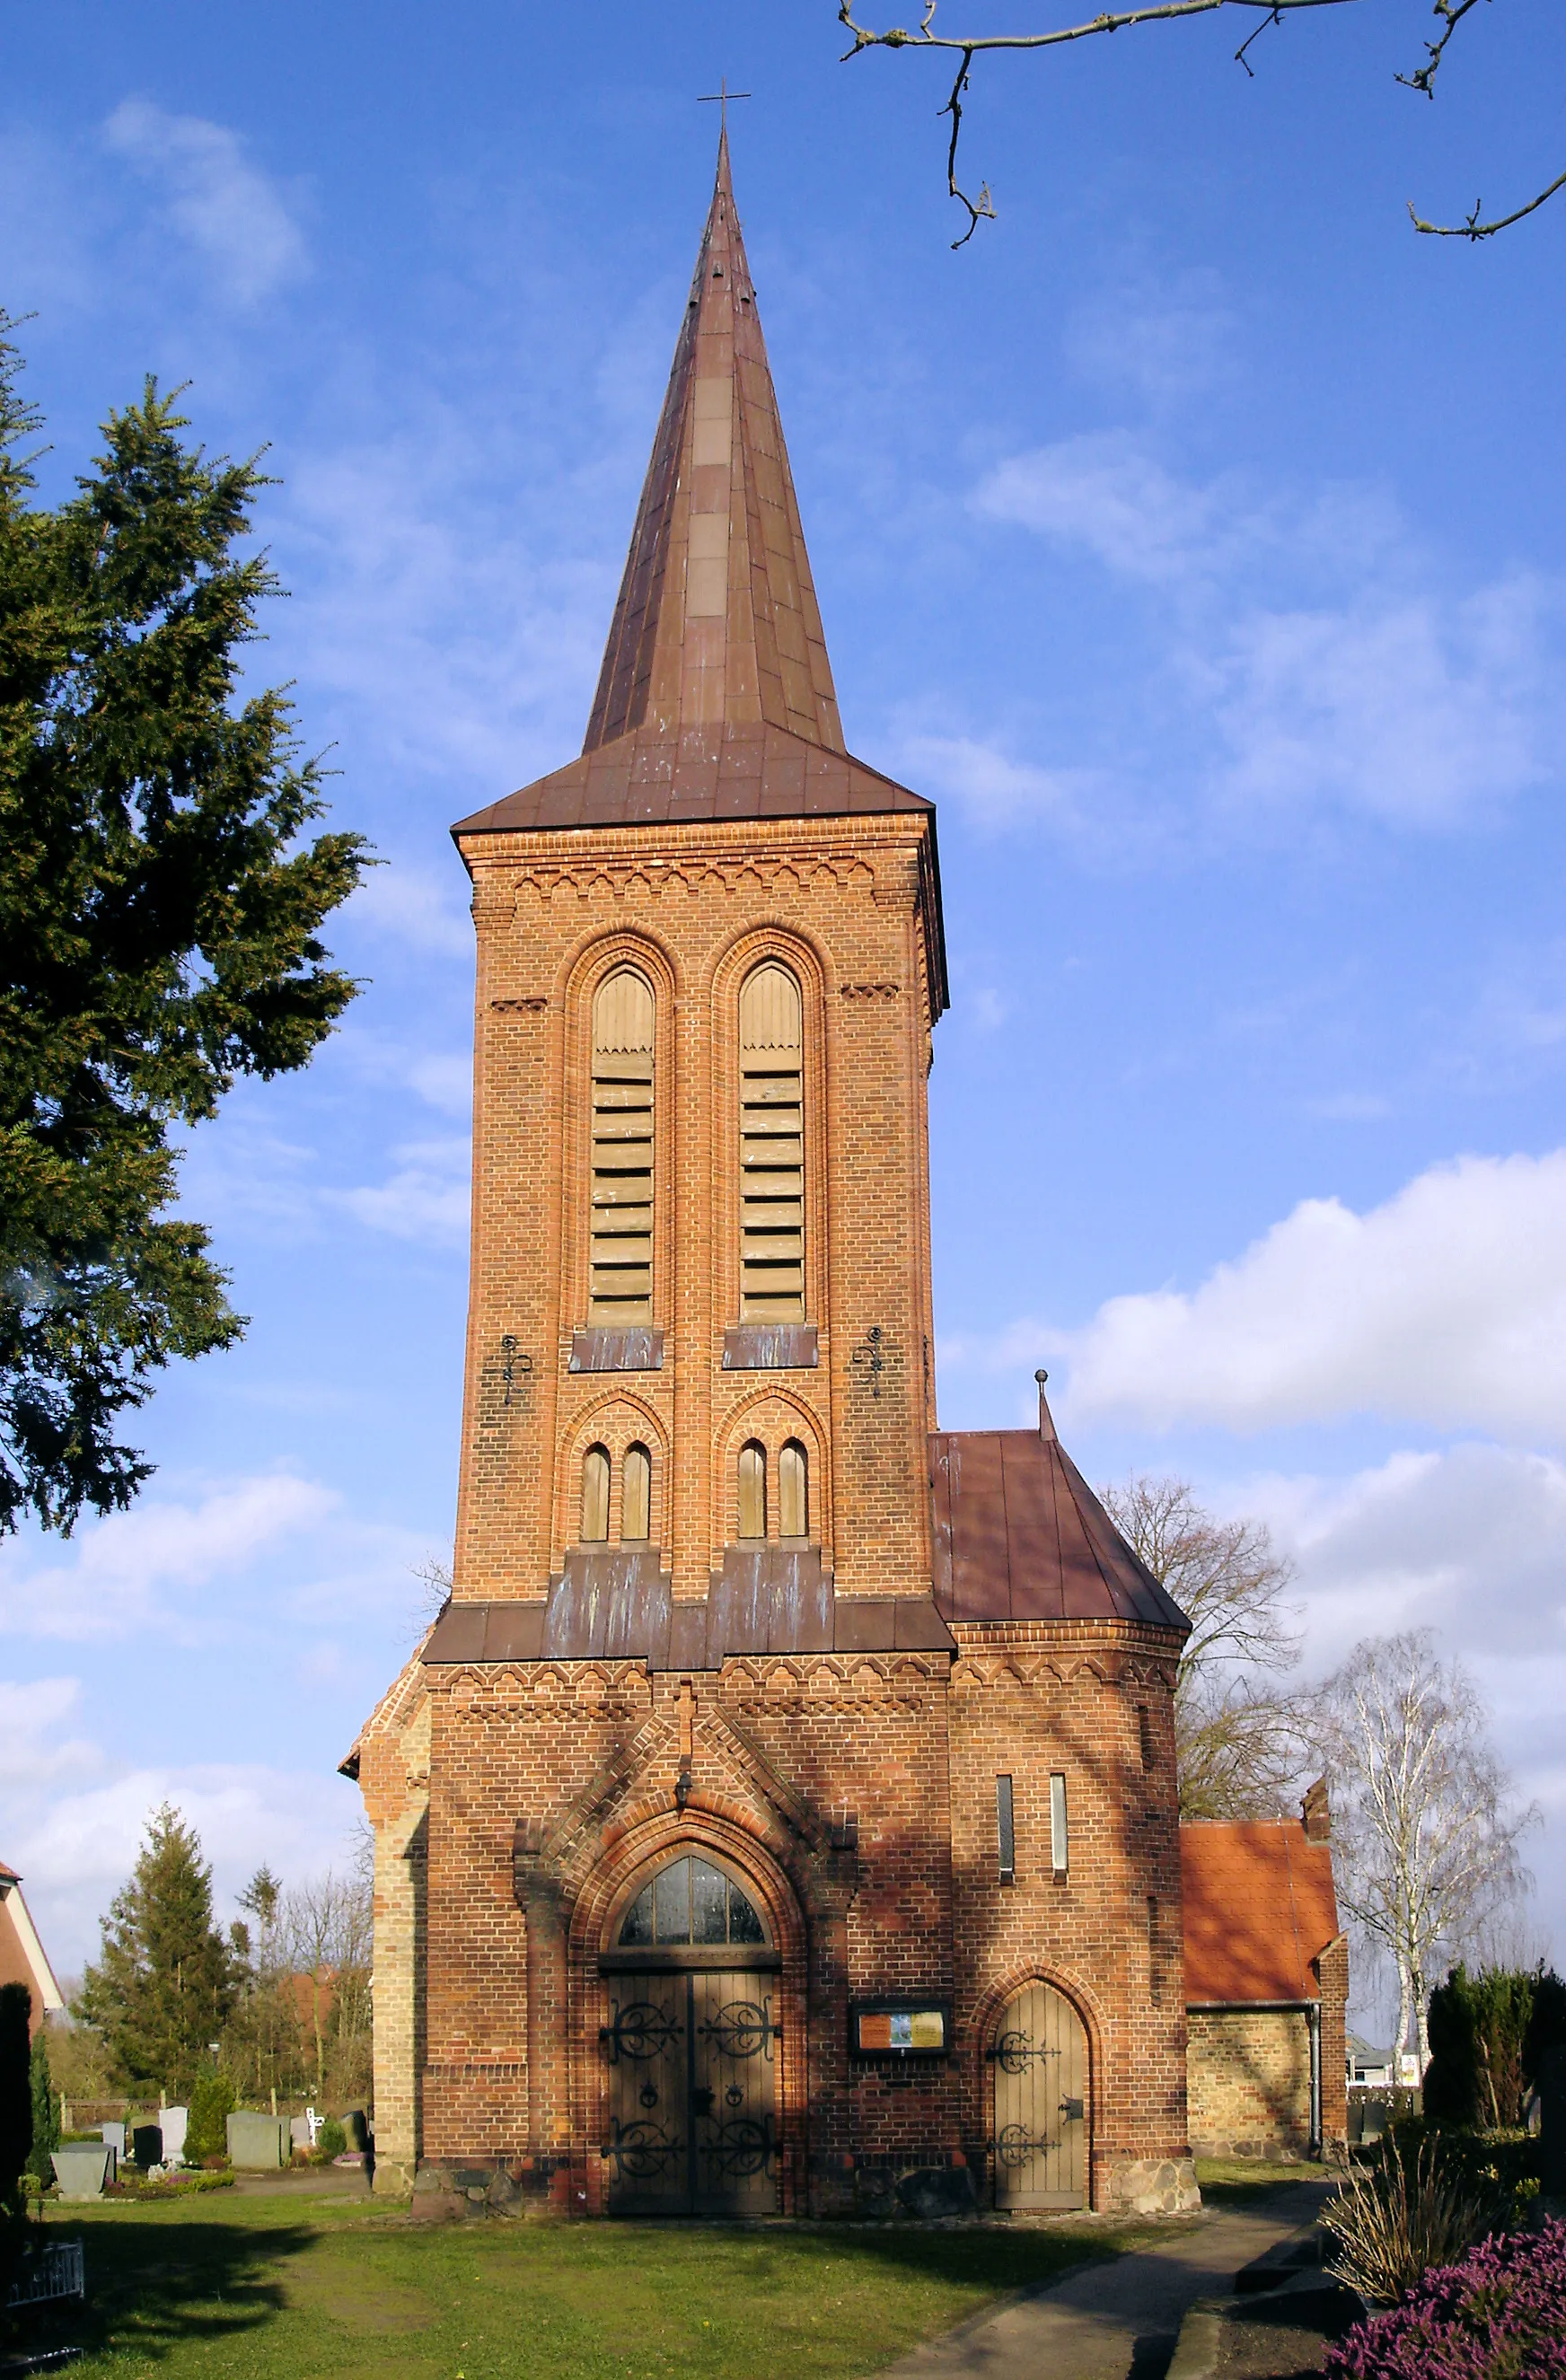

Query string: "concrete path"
[[876, 2183, 1330, 2380]]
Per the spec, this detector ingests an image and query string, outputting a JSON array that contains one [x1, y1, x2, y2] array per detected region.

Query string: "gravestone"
[[131, 2123, 163, 2169], [341, 2109, 368, 2151], [52, 2142, 114, 2199], [161, 2105, 189, 2165], [99, 2121, 126, 2158], [226, 2111, 287, 2169], [290, 2116, 312, 2151]]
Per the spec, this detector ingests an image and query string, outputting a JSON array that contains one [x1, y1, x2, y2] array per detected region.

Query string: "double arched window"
[[735, 1437, 809, 1541], [739, 963, 804, 1322], [590, 968, 655, 1321], [580, 1442, 653, 1544]]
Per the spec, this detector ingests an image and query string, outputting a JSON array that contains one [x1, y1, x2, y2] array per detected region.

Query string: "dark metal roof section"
[[929, 1376, 1192, 1633]]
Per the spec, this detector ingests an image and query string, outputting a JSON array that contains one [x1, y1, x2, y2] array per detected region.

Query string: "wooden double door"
[[601, 1969, 779, 2215], [991, 1981, 1088, 2209]]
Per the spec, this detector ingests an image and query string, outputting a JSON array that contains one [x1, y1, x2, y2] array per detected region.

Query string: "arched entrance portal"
[[599, 1854, 781, 2216], [990, 1981, 1089, 2209]]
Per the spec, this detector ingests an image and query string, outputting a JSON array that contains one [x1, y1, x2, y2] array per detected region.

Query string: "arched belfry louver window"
[[737, 1441, 768, 1540], [779, 1440, 808, 1539], [619, 1857, 769, 1948], [581, 1445, 611, 1542], [590, 968, 655, 1320], [622, 1444, 652, 1542], [738, 962, 804, 1321]]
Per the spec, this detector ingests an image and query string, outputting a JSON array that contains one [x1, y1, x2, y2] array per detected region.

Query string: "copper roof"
[[928, 1383, 1191, 1631], [588, 125, 841, 754], [451, 134, 942, 888], [1182, 1821, 1342, 2006]]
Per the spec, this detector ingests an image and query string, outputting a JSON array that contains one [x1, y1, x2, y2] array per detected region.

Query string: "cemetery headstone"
[[289, 2116, 311, 2151], [226, 2111, 287, 2169], [100, 2121, 126, 2158], [51, 2142, 113, 2199], [131, 2123, 163, 2169], [341, 2109, 368, 2151], [160, 2104, 189, 2165]]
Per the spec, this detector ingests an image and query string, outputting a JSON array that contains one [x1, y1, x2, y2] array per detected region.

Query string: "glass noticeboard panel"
[[850, 2003, 948, 2057]]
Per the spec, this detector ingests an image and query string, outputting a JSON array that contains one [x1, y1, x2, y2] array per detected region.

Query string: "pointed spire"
[[584, 133, 846, 755]]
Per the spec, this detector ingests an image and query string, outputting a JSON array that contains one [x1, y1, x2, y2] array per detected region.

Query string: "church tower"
[[349, 138, 1197, 2220]]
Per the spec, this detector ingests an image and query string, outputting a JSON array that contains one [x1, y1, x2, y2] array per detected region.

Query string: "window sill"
[[723, 1322, 818, 1370], [570, 1325, 664, 1373]]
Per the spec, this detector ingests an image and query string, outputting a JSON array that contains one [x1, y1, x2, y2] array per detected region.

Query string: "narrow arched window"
[[737, 1441, 768, 1541], [739, 962, 804, 1321], [581, 1445, 611, 1542], [779, 1439, 808, 1538], [621, 1444, 651, 1542], [591, 968, 655, 1320]]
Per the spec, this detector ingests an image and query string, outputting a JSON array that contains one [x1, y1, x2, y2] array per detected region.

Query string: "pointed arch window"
[[619, 1857, 769, 1949], [739, 962, 804, 1321], [779, 1440, 808, 1539], [581, 1445, 611, 1542], [622, 1444, 652, 1542], [590, 968, 655, 1320], [737, 1441, 768, 1540]]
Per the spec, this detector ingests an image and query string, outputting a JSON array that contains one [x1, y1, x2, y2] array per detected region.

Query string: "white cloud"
[[0, 1679, 101, 1788], [103, 99, 305, 304], [0, 1476, 337, 1642], [972, 435, 1559, 830], [346, 862, 474, 961], [1063, 276, 1236, 408], [326, 1138, 471, 1243], [1063, 1148, 1566, 1446], [11, 1763, 365, 1977], [898, 733, 1093, 830]]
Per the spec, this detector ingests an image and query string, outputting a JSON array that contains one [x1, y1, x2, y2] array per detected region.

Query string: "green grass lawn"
[[25, 2194, 1146, 2380], [1193, 2156, 1334, 2208]]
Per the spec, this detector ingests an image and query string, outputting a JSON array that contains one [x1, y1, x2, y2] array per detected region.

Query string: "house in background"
[[1345, 2033, 1394, 2087], [1182, 1782, 1348, 2161], [0, 1859, 66, 2036]]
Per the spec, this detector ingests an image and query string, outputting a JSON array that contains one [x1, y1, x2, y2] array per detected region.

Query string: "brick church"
[[348, 134, 1203, 2219]]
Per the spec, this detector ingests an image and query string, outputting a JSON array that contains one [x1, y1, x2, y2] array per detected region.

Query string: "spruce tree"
[[0, 317, 368, 1535], [25, 2024, 57, 2187], [76, 1806, 241, 2095]]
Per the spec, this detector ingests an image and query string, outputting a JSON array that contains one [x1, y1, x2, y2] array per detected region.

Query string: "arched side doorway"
[[599, 1853, 781, 2217], [990, 1980, 1089, 2209]]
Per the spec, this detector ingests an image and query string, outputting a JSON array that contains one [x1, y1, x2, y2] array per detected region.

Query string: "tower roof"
[[452, 133, 940, 883], [587, 125, 841, 754]]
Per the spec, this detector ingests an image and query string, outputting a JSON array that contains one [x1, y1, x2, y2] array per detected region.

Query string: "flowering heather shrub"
[[1324, 2218, 1566, 2379]]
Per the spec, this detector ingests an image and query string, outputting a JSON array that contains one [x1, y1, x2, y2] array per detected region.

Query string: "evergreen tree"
[[25, 2024, 57, 2187], [0, 317, 367, 1536], [76, 1805, 242, 2095]]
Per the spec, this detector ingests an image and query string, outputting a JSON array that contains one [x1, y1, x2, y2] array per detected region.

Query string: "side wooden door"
[[690, 1972, 779, 2216], [991, 1981, 1088, 2209]]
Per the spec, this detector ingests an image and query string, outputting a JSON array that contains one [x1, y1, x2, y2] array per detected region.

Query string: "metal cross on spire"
[[697, 78, 751, 133]]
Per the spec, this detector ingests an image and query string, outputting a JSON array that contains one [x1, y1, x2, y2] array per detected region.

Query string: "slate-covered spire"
[[584, 131, 845, 755]]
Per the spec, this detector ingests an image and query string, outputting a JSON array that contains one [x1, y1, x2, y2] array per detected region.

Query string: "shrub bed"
[[1324, 2218, 1566, 2378]]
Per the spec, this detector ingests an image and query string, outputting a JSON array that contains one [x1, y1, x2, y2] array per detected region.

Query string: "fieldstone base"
[[409, 2158, 552, 2218], [1104, 2156, 1201, 2216]]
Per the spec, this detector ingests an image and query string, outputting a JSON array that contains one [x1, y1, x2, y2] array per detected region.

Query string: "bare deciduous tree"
[[837, 0, 1565, 247], [1102, 1473, 1312, 1818], [1317, 1629, 1537, 2073], [284, 1849, 374, 2103]]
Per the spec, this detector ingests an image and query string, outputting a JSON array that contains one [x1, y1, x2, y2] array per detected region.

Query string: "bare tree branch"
[[837, 0, 1566, 246], [1103, 1473, 1313, 1818]]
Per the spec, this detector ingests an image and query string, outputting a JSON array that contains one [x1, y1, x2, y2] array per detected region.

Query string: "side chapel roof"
[[453, 131, 941, 926], [929, 1379, 1192, 1631], [1181, 1820, 1342, 2006]]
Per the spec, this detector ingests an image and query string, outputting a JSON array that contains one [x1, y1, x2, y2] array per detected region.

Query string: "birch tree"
[[1317, 1629, 1536, 2073]]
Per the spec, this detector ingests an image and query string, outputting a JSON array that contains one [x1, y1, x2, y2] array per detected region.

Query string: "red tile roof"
[[1181, 1821, 1342, 2006]]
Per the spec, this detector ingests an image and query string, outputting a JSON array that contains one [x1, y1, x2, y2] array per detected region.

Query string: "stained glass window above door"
[[619, 1857, 768, 1948]]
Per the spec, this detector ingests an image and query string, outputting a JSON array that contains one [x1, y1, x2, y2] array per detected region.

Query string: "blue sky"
[[3, 3, 1563, 2026]]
